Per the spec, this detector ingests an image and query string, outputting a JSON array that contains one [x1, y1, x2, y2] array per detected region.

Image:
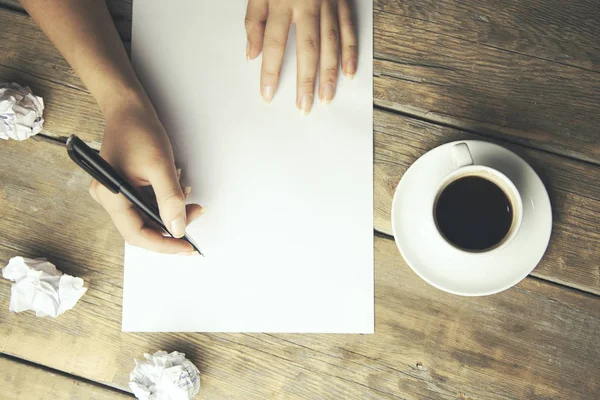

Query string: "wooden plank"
[[1, 0, 131, 16], [1, 138, 600, 399], [0, 355, 131, 400], [0, 8, 105, 146], [0, 0, 132, 41], [0, 5, 128, 94], [374, 109, 600, 295], [0, 65, 105, 147], [373, 12, 600, 164], [374, 0, 600, 72], [0, 0, 131, 16], [2, 4, 600, 162]]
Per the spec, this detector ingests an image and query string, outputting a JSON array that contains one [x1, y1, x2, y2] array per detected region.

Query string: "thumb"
[[148, 162, 187, 238]]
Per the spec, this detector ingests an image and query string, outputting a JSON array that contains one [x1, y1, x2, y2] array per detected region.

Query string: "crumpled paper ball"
[[130, 351, 201, 400], [2, 256, 87, 317], [0, 82, 45, 140]]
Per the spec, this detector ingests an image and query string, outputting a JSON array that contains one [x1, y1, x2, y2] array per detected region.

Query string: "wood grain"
[[374, 0, 600, 72], [1, 137, 599, 400], [374, 109, 600, 295], [0, 8, 105, 146], [2, 4, 600, 163], [0, 65, 105, 147], [0, 0, 132, 41], [0, 355, 132, 400], [373, 16, 600, 164]]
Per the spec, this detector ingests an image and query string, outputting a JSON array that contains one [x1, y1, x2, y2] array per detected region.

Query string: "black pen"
[[66, 134, 203, 256]]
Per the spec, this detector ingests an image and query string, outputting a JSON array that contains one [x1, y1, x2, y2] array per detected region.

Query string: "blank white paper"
[[123, 0, 373, 333]]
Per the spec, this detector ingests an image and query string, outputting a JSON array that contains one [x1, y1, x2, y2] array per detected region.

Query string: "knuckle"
[[262, 70, 281, 80], [323, 66, 339, 78], [301, 10, 319, 21], [160, 188, 184, 205], [244, 17, 265, 32], [325, 28, 339, 44], [263, 34, 286, 51], [342, 17, 357, 31], [302, 36, 319, 53], [345, 44, 358, 55], [300, 76, 316, 86]]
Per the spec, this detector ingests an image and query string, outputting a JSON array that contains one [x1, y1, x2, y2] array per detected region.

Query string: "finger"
[[89, 179, 130, 213], [245, 0, 268, 60], [159, 204, 203, 236], [88, 180, 100, 203], [186, 203, 204, 224], [296, 9, 320, 115], [110, 205, 196, 254], [319, 1, 340, 104], [261, 8, 292, 103], [91, 180, 195, 254], [147, 161, 187, 238], [177, 169, 190, 199], [338, 0, 357, 79]]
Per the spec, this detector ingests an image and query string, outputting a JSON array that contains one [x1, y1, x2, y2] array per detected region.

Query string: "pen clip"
[[66, 135, 120, 194]]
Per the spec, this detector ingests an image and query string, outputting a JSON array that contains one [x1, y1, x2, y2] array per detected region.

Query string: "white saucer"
[[391, 141, 552, 296]]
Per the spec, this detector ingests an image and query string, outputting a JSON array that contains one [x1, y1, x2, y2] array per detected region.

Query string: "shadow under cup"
[[433, 167, 523, 253]]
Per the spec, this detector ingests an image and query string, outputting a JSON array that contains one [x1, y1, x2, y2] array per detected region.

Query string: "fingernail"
[[177, 251, 198, 256], [183, 186, 192, 199], [170, 216, 186, 238], [299, 94, 313, 116], [176, 168, 182, 180], [262, 86, 274, 103], [246, 41, 250, 61], [345, 60, 356, 79], [321, 83, 335, 104]]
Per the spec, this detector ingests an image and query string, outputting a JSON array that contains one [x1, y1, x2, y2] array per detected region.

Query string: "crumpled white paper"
[[1, 257, 86, 317], [0, 82, 45, 140], [130, 351, 201, 400]]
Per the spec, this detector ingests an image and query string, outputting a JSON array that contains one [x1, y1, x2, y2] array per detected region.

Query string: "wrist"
[[100, 84, 156, 122]]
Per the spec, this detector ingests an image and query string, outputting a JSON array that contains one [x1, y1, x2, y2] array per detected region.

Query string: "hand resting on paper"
[[245, 0, 358, 115], [20, 0, 203, 255]]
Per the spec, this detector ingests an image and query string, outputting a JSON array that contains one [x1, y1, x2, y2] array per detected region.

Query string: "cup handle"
[[452, 142, 474, 169]]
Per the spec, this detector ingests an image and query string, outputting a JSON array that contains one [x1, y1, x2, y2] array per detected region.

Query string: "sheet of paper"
[[124, 0, 373, 333]]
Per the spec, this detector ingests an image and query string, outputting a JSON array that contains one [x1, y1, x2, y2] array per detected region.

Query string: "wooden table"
[[1, 0, 599, 398]]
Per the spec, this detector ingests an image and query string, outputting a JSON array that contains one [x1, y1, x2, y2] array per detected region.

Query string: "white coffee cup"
[[433, 143, 523, 253]]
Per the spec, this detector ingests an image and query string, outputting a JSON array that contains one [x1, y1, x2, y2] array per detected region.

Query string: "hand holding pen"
[[67, 104, 203, 255]]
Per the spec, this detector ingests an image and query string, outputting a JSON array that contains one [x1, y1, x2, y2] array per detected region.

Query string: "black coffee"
[[435, 176, 513, 251]]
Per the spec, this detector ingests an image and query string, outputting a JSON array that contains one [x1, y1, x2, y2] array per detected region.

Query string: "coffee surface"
[[435, 176, 513, 251]]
